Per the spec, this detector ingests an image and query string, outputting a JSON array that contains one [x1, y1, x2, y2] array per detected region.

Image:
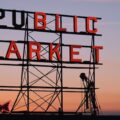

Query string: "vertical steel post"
[[92, 20, 97, 115], [60, 16, 63, 112], [26, 13, 29, 112]]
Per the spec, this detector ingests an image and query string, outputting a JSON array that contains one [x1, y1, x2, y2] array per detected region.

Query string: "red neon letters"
[[6, 41, 21, 59], [33, 12, 98, 33], [70, 45, 82, 62], [34, 12, 46, 30], [29, 41, 41, 60], [86, 17, 98, 34], [4, 41, 103, 63], [0, 10, 99, 34], [92, 46, 103, 63], [49, 43, 61, 61], [73, 16, 78, 33], [55, 14, 67, 32]]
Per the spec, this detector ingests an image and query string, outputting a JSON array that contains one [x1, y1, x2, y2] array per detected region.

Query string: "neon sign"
[[0, 9, 103, 64]]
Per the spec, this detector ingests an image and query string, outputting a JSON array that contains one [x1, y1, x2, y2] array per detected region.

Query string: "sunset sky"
[[0, 0, 120, 115]]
